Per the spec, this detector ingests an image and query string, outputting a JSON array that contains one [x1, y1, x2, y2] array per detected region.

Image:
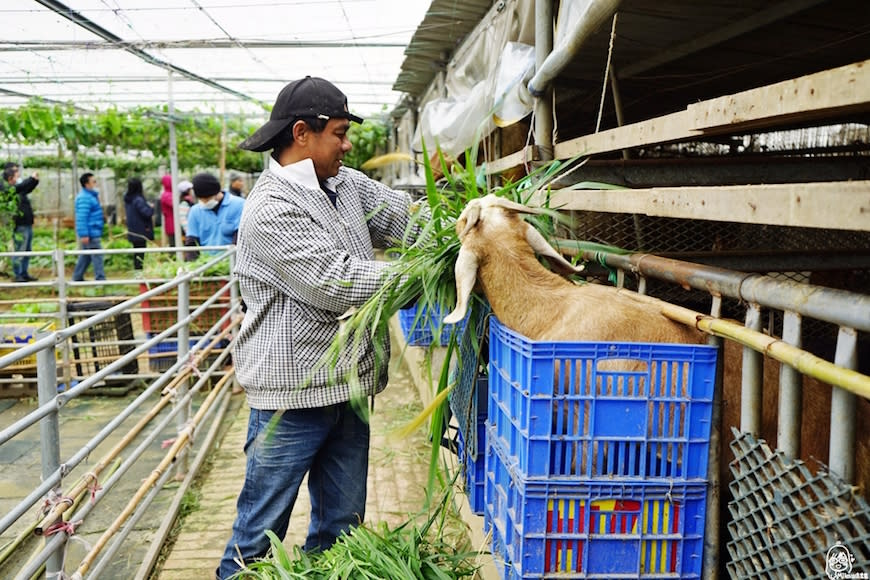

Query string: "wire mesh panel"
[[727, 429, 870, 579]]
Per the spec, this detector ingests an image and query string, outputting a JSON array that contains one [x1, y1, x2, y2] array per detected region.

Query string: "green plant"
[[343, 120, 388, 171], [231, 485, 478, 579]]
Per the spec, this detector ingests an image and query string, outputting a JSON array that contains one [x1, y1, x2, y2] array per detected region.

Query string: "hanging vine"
[[0, 99, 388, 176]]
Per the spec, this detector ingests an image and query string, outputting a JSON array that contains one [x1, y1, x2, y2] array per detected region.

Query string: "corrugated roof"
[[392, 0, 494, 96]]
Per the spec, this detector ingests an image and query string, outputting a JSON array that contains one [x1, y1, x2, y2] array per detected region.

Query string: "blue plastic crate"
[[398, 303, 467, 346], [485, 441, 706, 579], [488, 318, 717, 481], [457, 410, 487, 515]]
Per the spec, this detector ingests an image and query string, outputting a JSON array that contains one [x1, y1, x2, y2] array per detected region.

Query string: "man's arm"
[[15, 174, 39, 195]]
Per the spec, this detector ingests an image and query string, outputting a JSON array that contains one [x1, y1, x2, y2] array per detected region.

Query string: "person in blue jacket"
[[123, 177, 154, 271], [183, 172, 245, 261], [72, 172, 106, 281]]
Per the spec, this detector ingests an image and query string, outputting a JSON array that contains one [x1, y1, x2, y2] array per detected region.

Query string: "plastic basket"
[[488, 318, 717, 481], [398, 303, 467, 346], [68, 301, 138, 377], [147, 334, 225, 372], [457, 408, 487, 515], [0, 323, 56, 375], [485, 441, 706, 579], [140, 280, 230, 335]]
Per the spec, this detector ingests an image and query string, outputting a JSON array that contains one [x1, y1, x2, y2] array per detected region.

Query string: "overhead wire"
[[188, 0, 281, 78]]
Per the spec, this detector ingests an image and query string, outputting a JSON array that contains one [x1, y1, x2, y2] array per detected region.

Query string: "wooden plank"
[[483, 145, 536, 175], [688, 59, 870, 131], [528, 181, 870, 231], [553, 110, 702, 161]]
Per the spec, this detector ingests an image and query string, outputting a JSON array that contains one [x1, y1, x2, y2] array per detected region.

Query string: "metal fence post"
[[830, 326, 858, 482], [229, 251, 240, 309], [55, 248, 72, 392], [740, 303, 763, 435], [778, 311, 803, 461], [175, 270, 191, 477], [37, 329, 63, 577]]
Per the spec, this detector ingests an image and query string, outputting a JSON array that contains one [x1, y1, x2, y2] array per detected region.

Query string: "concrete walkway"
[[157, 319, 491, 579]]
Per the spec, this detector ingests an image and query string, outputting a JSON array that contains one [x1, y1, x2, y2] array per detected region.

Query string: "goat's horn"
[[524, 222, 585, 274], [444, 246, 478, 324], [457, 200, 482, 240]]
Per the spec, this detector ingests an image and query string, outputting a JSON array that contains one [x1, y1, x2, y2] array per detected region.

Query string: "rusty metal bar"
[[741, 303, 764, 435], [573, 250, 870, 332], [830, 327, 858, 482], [777, 311, 803, 461]]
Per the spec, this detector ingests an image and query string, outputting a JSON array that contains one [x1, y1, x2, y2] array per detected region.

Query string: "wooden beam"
[[483, 60, 870, 176], [688, 59, 870, 132], [483, 145, 536, 175], [553, 110, 701, 160], [528, 181, 870, 231]]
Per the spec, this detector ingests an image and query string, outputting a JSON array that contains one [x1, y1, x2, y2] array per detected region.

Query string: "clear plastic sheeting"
[[412, 0, 535, 157], [555, 0, 597, 49]]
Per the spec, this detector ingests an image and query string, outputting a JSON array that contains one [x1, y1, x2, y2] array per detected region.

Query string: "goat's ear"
[[444, 246, 478, 324], [524, 222, 585, 275]]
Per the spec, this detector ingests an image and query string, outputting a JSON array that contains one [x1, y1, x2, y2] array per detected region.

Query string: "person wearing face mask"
[[183, 171, 245, 261], [72, 172, 106, 282]]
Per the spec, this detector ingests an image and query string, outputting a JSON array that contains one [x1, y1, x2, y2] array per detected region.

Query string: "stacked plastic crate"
[[397, 302, 467, 346], [141, 280, 230, 372], [484, 317, 718, 579]]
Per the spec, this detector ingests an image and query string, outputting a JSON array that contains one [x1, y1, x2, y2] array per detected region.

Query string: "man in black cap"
[[217, 77, 425, 578]]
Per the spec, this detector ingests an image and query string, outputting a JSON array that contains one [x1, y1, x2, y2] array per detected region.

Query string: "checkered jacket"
[[233, 166, 419, 409]]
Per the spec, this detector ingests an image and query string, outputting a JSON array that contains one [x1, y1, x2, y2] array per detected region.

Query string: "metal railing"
[[558, 244, 870, 578], [0, 245, 242, 579]]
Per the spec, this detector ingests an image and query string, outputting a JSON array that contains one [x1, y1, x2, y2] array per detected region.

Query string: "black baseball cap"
[[192, 172, 221, 197], [239, 76, 364, 152]]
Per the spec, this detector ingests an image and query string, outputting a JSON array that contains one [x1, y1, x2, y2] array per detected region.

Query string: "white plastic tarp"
[[412, 0, 535, 157]]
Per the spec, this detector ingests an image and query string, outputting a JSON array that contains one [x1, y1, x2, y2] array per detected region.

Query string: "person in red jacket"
[[159, 174, 177, 246]]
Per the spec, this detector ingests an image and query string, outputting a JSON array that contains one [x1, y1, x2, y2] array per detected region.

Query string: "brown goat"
[[444, 195, 703, 345]]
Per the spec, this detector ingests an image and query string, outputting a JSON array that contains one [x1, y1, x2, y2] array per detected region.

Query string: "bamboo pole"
[[72, 370, 234, 578], [619, 289, 870, 398], [33, 329, 231, 535], [1, 460, 121, 577]]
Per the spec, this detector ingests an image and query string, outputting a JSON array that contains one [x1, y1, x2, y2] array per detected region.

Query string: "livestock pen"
[[385, 0, 870, 577]]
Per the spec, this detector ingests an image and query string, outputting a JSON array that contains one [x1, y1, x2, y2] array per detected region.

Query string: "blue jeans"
[[72, 238, 105, 281], [217, 404, 370, 579], [12, 225, 32, 279]]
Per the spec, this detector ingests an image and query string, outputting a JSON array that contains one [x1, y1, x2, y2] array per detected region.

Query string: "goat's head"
[[443, 194, 584, 323]]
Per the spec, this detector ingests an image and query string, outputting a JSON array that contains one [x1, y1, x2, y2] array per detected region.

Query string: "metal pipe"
[[533, 0, 554, 160], [830, 327, 858, 482], [575, 250, 870, 332], [36, 331, 63, 578], [777, 311, 803, 461], [527, 0, 622, 97], [740, 304, 763, 435], [176, 272, 191, 476], [17, 347, 234, 579], [134, 387, 231, 578], [55, 248, 72, 392]]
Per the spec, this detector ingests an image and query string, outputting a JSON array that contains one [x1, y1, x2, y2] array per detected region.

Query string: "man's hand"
[[80, 236, 90, 245], [31, 172, 38, 179]]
